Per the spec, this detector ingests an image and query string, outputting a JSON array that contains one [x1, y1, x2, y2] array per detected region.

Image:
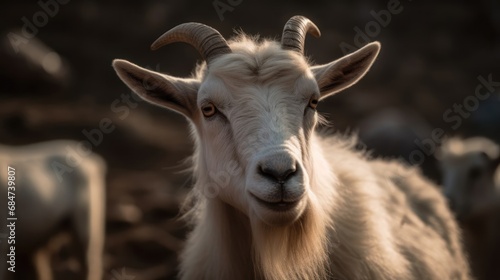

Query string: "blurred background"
[[1, 0, 499, 279]]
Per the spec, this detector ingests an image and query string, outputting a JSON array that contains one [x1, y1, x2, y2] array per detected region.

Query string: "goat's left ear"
[[312, 42, 381, 99], [112, 59, 199, 118]]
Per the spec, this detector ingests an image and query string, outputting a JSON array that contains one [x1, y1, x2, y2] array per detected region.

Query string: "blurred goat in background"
[[0, 140, 106, 280], [438, 137, 500, 280]]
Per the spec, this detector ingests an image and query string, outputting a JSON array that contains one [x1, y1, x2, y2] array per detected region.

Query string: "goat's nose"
[[258, 155, 297, 183], [259, 166, 297, 183]]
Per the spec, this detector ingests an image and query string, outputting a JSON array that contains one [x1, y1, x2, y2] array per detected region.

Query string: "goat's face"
[[441, 153, 490, 220], [439, 137, 500, 221], [113, 18, 380, 226], [193, 48, 322, 226]]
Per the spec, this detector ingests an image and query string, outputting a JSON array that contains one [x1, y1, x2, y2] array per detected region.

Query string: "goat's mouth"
[[250, 192, 301, 212]]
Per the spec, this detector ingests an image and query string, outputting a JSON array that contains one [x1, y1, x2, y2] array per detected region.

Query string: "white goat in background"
[[113, 16, 471, 280], [439, 136, 500, 280], [0, 140, 106, 280], [439, 137, 500, 220]]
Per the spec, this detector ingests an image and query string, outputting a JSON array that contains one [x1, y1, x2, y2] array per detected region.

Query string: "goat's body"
[[181, 136, 470, 280], [0, 140, 106, 280]]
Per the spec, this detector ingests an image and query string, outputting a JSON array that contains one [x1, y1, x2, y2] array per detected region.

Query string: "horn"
[[281, 16, 321, 54], [151, 22, 231, 63]]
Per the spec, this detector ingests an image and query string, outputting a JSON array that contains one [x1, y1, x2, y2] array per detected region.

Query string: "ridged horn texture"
[[281, 16, 321, 54], [151, 22, 231, 63]]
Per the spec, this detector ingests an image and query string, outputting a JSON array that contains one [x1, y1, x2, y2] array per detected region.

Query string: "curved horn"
[[281, 16, 321, 54], [151, 22, 231, 63]]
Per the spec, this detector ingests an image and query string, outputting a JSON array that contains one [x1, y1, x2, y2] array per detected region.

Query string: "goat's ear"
[[112, 59, 199, 118], [312, 42, 381, 99]]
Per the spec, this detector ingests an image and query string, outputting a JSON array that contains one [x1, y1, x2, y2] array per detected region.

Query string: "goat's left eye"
[[308, 97, 319, 109], [201, 103, 217, 117]]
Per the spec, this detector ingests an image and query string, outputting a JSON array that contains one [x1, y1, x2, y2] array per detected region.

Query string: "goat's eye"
[[468, 167, 482, 181], [201, 103, 217, 118], [308, 97, 319, 109]]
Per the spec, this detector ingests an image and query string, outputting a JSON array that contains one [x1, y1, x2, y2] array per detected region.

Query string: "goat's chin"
[[251, 197, 307, 227]]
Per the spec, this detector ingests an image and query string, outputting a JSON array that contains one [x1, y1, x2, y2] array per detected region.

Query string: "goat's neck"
[[185, 198, 256, 279]]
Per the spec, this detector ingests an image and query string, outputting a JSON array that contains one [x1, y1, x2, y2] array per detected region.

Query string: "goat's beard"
[[250, 198, 331, 280]]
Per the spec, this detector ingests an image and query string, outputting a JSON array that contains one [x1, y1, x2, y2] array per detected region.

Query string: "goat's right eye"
[[201, 103, 217, 118], [308, 96, 319, 110]]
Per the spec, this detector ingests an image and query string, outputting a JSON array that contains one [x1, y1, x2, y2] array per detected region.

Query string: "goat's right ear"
[[112, 59, 199, 118]]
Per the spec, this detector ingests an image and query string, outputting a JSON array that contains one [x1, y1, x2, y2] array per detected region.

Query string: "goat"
[[113, 16, 471, 280], [0, 140, 106, 280], [438, 137, 500, 279], [439, 137, 500, 220]]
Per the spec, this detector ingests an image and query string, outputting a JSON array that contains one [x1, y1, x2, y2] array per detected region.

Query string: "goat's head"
[[439, 137, 500, 221], [113, 16, 380, 226]]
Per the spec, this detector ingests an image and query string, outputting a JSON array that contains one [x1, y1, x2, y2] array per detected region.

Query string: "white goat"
[[113, 16, 471, 280], [438, 137, 500, 280], [0, 140, 106, 280], [439, 137, 500, 220]]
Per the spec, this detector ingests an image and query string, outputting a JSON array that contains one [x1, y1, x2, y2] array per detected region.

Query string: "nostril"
[[281, 167, 297, 182], [259, 165, 297, 183]]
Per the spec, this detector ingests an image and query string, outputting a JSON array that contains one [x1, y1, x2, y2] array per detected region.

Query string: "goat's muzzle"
[[246, 151, 307, 226]]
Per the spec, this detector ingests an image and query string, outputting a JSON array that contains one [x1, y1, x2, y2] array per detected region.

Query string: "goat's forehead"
[[207, 41, 312, 86], [200, 58, 315, 106]]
